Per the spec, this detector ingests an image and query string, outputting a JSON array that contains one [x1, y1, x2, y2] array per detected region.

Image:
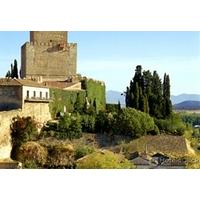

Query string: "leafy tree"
[[117, 108, 157, 138], [95, 111, 117, 135]]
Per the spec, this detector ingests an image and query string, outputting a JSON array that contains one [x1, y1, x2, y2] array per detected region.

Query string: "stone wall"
[[0, 85, 22, 111], [30, 31, 67, 43], [0, 102, 51, 159], [21, 31, 77, 81]]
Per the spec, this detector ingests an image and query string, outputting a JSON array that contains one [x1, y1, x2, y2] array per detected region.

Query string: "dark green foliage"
[[95, 111, 117, 135], [126, 65, 172, 119], [5, 70, 11, 78], [5, 59, 19, 79], [74, 93, 84, 113], [106, 104, 120, 113], [179, 112, 200, 126], [57, 113, 82, 140], [13, 59, 19, 79], [10, 116, 38, 159], [117, 108, 157, 138], [154, 113, 186, 135], [162, 73, 172, 118], [95, 108, 159, 138], [81, 78, 106, 112], [81, 114, 96, 133]]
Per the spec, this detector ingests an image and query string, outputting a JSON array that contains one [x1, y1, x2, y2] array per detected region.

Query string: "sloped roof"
[[0, 78, 48, 88], [42, 81, 81, 90]]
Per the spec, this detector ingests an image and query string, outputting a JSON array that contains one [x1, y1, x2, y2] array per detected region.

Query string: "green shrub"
[[10, 116, 38, 159], [58, 113, 82, 140], [81, 114, 96, 133], [16, 141, 48, 168], [76, 150, 134, 169], [47, 144, 75, 168], [155, 113, 186, 135], [117, 108, 157, 138], [74, 145, 95, 160], [95, 111, 117, 134]]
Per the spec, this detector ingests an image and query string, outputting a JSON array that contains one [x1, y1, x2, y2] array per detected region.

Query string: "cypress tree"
[[5, 70, 11, 78], [13, 59, 19, 79], [10, 64, 14, 78], [133, 82, 139, 109], [74, 93, 83, 113], [125, 65, 171, 119], [163, 74, 172, 117]]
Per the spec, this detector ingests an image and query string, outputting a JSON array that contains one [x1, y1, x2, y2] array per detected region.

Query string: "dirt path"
[[185, 139, 196, 155]]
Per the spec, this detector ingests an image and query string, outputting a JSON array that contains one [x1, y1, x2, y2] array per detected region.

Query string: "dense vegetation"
[[9, 66, 199, 168], [49, 78, 106, 118], [179, 112, 200, 126], [125, 65, 172, 119], [81, 77, 106, 112], [49, 89, 86, 118]]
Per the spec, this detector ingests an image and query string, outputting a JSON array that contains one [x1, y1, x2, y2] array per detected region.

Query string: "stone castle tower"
[[21, 31, 77, 81]]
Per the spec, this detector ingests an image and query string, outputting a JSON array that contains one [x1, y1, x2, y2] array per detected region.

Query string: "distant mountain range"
[[171, 94, 200, 105], [173, 101, 200, 110], [106, 91, 200, 108]]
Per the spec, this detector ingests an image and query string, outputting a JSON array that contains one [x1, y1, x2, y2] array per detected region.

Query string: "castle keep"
[[21, 31, 77, 81]]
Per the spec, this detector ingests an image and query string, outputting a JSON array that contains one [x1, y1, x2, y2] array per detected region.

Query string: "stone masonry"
[[21, 31, 77, 81]]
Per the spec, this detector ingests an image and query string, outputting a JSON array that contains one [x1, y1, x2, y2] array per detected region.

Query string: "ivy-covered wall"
[[81, 78, 106, 112], [49, 78, 106, 118], [49, 89, 86, 118]]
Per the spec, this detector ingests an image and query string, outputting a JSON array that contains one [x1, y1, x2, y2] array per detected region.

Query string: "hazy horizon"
[[0, 31, 200, 95]]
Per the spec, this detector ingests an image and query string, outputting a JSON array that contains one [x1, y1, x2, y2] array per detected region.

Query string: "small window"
[[40, 91, 42, 99], [33, 91, 36, 98], [27, 90, 29, 98], [46, 92, 48, 99]]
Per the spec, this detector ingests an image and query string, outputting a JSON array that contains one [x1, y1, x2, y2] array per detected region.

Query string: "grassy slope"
[[112, 135, 189, 158]]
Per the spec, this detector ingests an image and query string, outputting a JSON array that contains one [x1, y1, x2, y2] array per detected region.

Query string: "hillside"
[[173, 101, 200, 110], [171, 94, 200, 105]]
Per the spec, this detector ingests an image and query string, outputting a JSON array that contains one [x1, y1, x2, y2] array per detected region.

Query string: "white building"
[[0, 78, 50, 111]]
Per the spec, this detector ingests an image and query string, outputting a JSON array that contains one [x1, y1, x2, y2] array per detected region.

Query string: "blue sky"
[[0, 31, 199, 95]]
